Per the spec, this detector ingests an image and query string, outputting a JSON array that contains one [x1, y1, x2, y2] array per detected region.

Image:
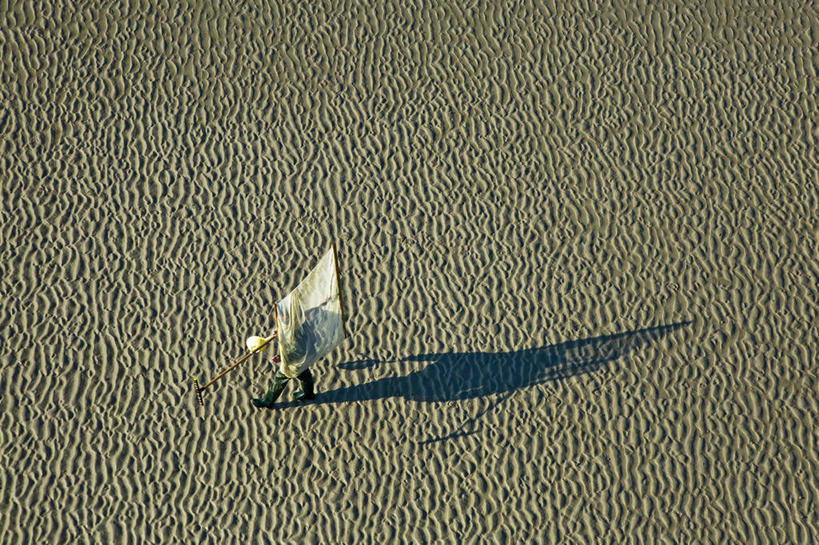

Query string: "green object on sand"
[[251, 369, 315, 408]]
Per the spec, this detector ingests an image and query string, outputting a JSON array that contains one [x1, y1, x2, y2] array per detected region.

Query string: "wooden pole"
[[194, 334, 277, 405], [274, 304, 280, 344], [332, 241, 348, 337]]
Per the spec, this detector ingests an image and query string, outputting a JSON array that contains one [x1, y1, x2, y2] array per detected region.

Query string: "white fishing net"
[[276, 245, 346, 378]]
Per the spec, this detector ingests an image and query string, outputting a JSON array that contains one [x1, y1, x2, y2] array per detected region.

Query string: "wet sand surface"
[[2, 1, 817, 542]]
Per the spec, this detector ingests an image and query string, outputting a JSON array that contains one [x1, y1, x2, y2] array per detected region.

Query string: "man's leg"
[[252, 369, 289, 408], [293, 369, 315, 401]]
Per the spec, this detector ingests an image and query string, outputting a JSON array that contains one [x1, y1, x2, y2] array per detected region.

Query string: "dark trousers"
[[267, 368, 314, 402]]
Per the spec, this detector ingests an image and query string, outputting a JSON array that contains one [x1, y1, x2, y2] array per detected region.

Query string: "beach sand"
[[2, 0, 817, 542]]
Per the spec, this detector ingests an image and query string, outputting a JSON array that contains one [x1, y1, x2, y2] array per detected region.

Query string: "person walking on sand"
[[247, 330, 315, 408]]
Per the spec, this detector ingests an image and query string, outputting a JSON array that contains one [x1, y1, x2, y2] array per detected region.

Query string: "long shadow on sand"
[[281, 322, 691, 417]]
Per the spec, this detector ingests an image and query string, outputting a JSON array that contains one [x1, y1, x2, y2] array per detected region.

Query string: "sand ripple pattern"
[[1, 0, 817, 542]]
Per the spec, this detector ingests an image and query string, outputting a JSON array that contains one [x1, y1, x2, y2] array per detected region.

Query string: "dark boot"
[[293, 369, 315, 401], [252, 371, 288, 408]]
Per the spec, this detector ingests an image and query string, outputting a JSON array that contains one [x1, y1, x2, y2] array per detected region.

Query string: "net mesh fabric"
[[276, 247, 345, 378]]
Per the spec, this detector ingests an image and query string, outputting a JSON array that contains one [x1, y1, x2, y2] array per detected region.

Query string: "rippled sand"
[[2, 1, 817, 542]]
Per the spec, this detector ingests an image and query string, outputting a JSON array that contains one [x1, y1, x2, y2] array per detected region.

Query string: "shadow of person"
[[279, 321, 691, 409]]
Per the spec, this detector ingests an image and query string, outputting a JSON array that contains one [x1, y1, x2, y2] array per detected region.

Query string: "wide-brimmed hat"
[[246, 335, 269, 353]]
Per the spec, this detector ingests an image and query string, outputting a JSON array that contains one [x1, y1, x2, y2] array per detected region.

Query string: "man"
[[247, 331, 315, 408]]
